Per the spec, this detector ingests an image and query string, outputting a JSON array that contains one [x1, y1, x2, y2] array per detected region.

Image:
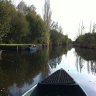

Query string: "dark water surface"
[[0, 47, 96, 96]]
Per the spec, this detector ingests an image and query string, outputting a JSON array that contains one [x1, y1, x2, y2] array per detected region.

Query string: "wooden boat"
[[22, 69, 87, 96]]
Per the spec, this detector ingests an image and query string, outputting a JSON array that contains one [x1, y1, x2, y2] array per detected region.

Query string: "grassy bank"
[[0, 44, 34, 46]]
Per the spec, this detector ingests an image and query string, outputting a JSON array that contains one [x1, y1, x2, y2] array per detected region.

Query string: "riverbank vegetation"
[[74, 22, 96, 49], [0, 0, 71, 47], [0, 0, 49, 44], [75, 33, 96, 48], [50, 28, 72, 46]]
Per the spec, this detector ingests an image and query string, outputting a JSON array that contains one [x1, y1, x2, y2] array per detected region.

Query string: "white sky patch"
[[13, 0, 96, 40]]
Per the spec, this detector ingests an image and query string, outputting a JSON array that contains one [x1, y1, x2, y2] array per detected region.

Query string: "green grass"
[[0, 44, 34, 46]]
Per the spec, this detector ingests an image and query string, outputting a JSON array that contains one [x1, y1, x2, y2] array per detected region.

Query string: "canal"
[[0, 47, 96, 96]]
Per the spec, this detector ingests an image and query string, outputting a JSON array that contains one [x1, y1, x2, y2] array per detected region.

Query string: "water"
[[0, 47, 96, 96]]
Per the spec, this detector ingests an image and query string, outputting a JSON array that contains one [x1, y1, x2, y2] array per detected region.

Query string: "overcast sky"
[[13, 0, 96, 40]]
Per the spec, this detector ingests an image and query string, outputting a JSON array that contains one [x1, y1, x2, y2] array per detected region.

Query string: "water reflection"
[[0, 46, 70, 96], [75, 53, 85, 73], [75, 48, 96, 74], [0, 49, 49, 96], [49, 56, 62, 69], [49, 46, 68, 69], [0, 46, 96, 96], [48, 48, 96, 96], [8, 73, 42, 96]]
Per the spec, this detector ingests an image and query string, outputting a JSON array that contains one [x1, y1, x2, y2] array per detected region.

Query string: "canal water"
[[0, 47, 96, 96]]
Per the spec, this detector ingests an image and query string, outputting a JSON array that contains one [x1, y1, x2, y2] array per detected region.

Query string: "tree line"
[[0, 0, 71, 46], [74, 22, 96, 48]]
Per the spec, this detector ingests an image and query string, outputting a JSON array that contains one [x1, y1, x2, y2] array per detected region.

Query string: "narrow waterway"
[[0, 47, 96, 96]]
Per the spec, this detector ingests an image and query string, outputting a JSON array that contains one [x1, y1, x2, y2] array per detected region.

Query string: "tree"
[[17, 0, 26, 14], [92, 23, 96, 33], [0, 0, 15, 42], [50, 21, 63, 33], [51, 21, 58, 30], [3, 12, 29, 43], [26, 11, 49, 44], [43, 0, 52, 29]]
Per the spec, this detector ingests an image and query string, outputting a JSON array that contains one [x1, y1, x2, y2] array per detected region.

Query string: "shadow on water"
[[75, 48, 96, 74], [0, 46, 71, 96], [0, 49, 49, 96]]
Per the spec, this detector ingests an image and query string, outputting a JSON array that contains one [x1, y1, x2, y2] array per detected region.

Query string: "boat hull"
[[38, 84, 87, 96], [22, 69, 87, 96]]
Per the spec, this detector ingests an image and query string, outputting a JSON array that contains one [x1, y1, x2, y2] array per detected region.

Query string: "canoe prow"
[[22, 69, 87, 96]]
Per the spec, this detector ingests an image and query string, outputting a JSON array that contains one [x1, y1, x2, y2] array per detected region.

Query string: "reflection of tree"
[[90, 61, 96, 74], [75, 48, 96, 74], [49, 46, 68, 59], [0, 46, 71, 95], [86, 61, 96, 74], [87, 61, 90, 74], [48, 46, 71, 69], [0, 48, 49, 95], [75, 48, 96, 61], [75, 53, 84, 73], [48, 56, 62, 69]]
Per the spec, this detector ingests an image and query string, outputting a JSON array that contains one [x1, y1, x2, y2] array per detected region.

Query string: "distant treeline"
[[0, 0, 71, 46], [74, 33, 96, 49]]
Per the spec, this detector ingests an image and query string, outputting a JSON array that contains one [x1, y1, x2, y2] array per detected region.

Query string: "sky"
[[13, 0, 96, 40]]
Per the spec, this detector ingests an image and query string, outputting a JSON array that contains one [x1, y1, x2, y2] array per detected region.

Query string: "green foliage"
[[26, 11, 49, 44], [75, 33, 96, 48], [0, 1, 50, 44], [50, 29, 61, 45], [0, 1, 71, 45], [0, 0, 15, 42], [8, 12, 29, 43], [50, 21, 72, 46], [50, 29, 72, 46]]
